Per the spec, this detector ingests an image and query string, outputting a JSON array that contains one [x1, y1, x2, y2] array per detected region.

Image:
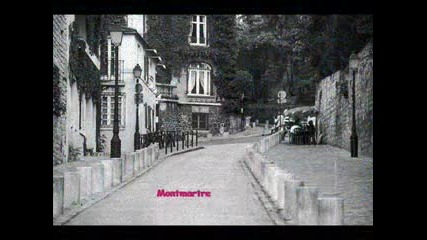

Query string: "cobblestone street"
[[67, 138, 273, 225]]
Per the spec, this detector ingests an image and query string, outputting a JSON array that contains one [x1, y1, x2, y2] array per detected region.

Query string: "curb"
[[53, 146, 204, 225], [165, 146, 204, 157], [240, 158, 286, 225], [199, 133, 263, 143]]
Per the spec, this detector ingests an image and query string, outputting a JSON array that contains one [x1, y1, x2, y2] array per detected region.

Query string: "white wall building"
[[66, 15, 101, 158], [100, 15, 164, 154]]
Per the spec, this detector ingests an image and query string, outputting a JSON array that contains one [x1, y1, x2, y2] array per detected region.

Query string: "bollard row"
[[244, 134, 344, 225], [258, 131, 281, 153], [53, 143, 160, 219]]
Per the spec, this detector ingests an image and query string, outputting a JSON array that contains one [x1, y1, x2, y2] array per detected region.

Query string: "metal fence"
[[140, 130, 199, 154]]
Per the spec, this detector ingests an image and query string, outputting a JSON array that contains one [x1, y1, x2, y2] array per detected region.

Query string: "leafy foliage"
[[146, 15, 239, 113], [53, 65, 66, 117], [69, 22, 102, 101], [236, 15, 373, 107]]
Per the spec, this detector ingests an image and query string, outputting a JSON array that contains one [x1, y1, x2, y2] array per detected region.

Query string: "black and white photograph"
[[53, 13, 373, 226]]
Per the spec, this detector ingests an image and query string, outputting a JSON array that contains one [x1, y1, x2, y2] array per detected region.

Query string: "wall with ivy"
[[53, 15, 71, 165], [145, 15, 238, 107]]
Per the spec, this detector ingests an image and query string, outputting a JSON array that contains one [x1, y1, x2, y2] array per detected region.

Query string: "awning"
[[284, 106, 319, 119]]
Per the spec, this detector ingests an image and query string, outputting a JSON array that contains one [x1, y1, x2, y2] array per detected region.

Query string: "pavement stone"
[[66, 141, 274, 225]]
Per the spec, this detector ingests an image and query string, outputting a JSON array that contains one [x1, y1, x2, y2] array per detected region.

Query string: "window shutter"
[[210, 72, 213, 96]]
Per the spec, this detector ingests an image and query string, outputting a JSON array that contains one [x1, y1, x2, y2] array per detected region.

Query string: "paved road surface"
[[67, 139, 273, 225]]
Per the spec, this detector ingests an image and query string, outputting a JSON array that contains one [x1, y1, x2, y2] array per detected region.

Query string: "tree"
[[236, 14, 373, 105]]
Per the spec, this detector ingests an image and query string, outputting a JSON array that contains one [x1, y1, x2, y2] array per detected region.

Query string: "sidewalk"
[[53, 143, 202, 224], [264, 140, 373, 225]]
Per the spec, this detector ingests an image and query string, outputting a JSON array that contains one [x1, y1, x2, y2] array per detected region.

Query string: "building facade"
[[53, 15, 102, 164], [54, 14, 165, 163], [99, 15, 164, 154], [151, 15, 229, 136]]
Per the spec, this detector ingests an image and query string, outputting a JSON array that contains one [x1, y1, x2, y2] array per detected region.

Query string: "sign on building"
[[277, 91, 287, 104]]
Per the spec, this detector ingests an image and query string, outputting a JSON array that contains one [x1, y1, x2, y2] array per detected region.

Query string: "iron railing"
[[140, 130, 199, 154], [156, 84, 178, 99]]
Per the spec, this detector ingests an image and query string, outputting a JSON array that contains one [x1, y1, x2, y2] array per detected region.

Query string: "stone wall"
[[158, 102, 227, 135], [158, 101, 191, 131], [53, 15, 73, 164], [315, 41, 373, 157]]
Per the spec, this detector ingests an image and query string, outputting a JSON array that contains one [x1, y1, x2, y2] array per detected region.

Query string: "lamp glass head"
[[110, 31, 123, 46], [349, 52, 359, 71], [133, 64, 142, 78]]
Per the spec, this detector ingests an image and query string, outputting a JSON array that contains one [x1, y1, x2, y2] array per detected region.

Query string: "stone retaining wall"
[[244, 132, 344, 225], [315, 41, 373, 157]]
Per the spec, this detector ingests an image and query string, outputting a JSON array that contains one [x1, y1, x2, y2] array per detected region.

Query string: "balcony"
[[100, 60, 125, 83], [156, 83, 178, 100]]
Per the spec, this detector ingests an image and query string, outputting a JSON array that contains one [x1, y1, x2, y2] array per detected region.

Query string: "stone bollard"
[[140, 149, 145, 169], [317, 198, 344, 225], [255, 154, 264, 180], [76, 166, 92, 199], [266, 165, 279, 201], [137, 150, 143, 170], [283, 179, 304, 221], [147, 147, 153, 166], [151, 145, 156, 164], [101, 160, 113, 190], [124, 153, 135, 180], [91, 164, 104, 194], [53, 175, 64, 218], [296, 187, 319, 225], [111, 158, 122, 186], [155, 143, 160, 160], [276, 170, 293, 210], [260, 161, 274, 189], [144, 148, 149, 168], [63, 171, 81, 209], [133, 152, 140, 173]]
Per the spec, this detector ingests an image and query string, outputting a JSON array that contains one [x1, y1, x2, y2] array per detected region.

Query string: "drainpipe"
[[79, 132, 87, 156]]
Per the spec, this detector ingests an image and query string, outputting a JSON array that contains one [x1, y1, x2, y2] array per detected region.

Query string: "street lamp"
[[134, 64, 143, 151], [109, 26, 124, 158], [349, 52, 359, 158], [240, 93, 245, 131]]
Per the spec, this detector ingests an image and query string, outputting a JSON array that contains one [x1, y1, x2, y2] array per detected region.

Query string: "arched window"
[[188, 63, 212, 96]]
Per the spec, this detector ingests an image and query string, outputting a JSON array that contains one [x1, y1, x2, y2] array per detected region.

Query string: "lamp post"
[[134, 64, 143, 151], [349, 52, 359, 158], [240, 93, 245, 131], [109, 26, 124, 158]]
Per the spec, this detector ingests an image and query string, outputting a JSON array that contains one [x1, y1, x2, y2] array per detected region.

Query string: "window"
[[105, 39, 117, 79], [101, 94, 125, 127], [190, 15, 207, 45], [188, 63, 212, 95], [192, 113, 209, 130], [152, 108, 155, 131], [148, 106, 152, 131]]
